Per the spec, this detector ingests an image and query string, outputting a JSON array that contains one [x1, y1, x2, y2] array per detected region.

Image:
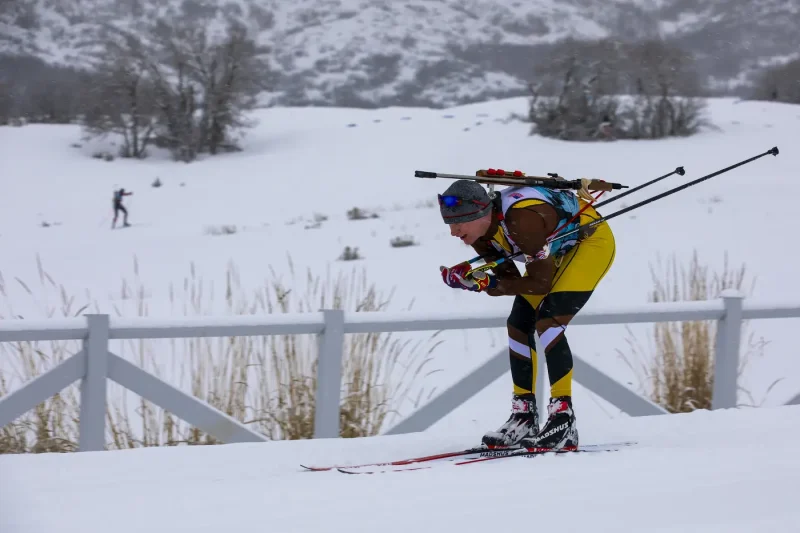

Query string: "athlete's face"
[[448, 214, 492, 245]]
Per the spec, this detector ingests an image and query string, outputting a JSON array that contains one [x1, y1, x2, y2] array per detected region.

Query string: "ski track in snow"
[[2, 405, 800, 532]]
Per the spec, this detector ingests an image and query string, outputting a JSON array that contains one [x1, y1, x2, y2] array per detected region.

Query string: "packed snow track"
[[2, 405, 799, 533]]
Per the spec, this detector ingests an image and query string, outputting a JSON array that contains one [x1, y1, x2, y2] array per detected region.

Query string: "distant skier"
[[437, 179, 616, 451], [112, 188, 133, 228]]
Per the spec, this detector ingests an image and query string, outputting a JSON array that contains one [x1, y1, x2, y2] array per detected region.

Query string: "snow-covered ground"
[[0, 95, 799, 531], [3, 404, 800, 532]]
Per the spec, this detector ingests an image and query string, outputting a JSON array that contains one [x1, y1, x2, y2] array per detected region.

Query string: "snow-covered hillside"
[[3, 405, 800, 532], [2, 0, 799, 106]]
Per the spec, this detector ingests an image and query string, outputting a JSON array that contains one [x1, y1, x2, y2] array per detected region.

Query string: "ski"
[[301, 440, 635, 473], [336, 465, 432, 475], [334, 441, 632, 475], [453, 441, 626, 465], [299, 445, 517, 472]]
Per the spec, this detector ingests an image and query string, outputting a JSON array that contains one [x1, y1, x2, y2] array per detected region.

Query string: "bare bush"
[[527, 38, 707, 141], [619, 40, 707, 139], [91, 151, 115, 161], [347, 207, 378, 220], [0, 257, 438, 452], [748, 58, 800, 104], [390, 235, 418, 248], [618, 250, 769, 413], [527, 39, 624, 141], [204, 224, 238, 236], [338, 246, 362, 261]]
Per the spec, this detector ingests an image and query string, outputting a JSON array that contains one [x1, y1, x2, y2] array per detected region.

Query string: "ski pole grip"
[[415, 170, 437, 178]]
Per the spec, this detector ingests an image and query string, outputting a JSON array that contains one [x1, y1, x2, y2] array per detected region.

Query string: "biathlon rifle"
[[414, 168, 629, 192]]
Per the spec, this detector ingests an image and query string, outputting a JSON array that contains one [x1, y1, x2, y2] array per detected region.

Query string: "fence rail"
[[1, 291, 799, 452]]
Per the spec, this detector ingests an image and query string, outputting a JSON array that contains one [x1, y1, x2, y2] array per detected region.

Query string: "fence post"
[[314, 309, 344, 439], [79, 314, 109, 451], [712, 291, 744, 410]]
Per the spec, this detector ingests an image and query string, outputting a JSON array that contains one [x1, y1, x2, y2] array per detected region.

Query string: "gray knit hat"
[[439, 179, 493, 224]]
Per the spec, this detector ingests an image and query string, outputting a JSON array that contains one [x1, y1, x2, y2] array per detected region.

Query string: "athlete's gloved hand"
[[440, 261, 472, 289]]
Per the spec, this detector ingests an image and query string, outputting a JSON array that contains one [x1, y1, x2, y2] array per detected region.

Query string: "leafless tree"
[[76, 14, 270, 162], [189, 21, 268, 155], [81, 30, 158, 158], [142, 18, 270, 161], [142, 21, 202, 162]]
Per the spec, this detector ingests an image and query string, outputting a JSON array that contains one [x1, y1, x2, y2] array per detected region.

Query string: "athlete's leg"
[[538, 219, 615, 398], [507, 294, 543, 396], [523, 214, 616, 449], [481, 294, 544, 447]]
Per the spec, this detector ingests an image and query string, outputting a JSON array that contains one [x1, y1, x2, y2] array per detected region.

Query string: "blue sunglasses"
[[438, 195, 487, 208]]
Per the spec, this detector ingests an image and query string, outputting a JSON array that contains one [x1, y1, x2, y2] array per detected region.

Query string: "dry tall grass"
[[619, 250, 768, 413], [0, 256, 441, 453]]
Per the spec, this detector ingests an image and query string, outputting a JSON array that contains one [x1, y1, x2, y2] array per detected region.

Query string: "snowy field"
[[0, 96, 799, 531]]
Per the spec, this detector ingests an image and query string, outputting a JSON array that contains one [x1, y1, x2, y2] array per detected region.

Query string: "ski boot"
[[520, 396, 578, 451], [481, 394, 540, 448]]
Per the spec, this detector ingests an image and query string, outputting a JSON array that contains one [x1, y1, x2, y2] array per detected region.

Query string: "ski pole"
[[547, 146, 779, 246], [595, 166, 685, 209]]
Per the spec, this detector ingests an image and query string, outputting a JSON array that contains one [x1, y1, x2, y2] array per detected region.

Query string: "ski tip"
[[299, 464, 331, 472]]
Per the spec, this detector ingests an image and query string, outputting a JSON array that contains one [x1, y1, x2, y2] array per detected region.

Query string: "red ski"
[[300, 445, 521, 472], [301, 441, 635, 473]]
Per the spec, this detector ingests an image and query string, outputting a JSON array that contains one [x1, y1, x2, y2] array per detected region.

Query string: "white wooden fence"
[[1, 290, 799, 452]]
